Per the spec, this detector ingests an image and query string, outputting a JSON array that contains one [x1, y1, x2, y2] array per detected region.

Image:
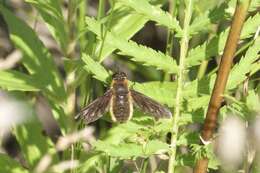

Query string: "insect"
[[75, 72, 172, 124]]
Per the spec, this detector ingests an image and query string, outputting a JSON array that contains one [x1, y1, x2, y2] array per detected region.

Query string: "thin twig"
[[194, 0, 251, 172]]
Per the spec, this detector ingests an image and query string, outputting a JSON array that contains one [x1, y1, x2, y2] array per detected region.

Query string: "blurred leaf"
[[177, 132, 199, 146], [249, 0, 260, 11], [26, 0, 68, 51], [0, 154, 29, 173], [117, 0, 182, 35], [0, 70, 40, 91], [14, 119, 54, 167], [85, 17, 178, 74], [0, 5, 66, 102], [228, 0, 260, 12], [78, 153, 106, 173], [246, 90, 260, 112], [63, 58, 81, 73]]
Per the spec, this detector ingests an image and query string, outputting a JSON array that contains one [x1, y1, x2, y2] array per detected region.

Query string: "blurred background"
[[0, 0, 260, 173]]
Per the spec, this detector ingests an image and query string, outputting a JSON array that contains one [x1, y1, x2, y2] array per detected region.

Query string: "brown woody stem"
[[194, 0, 251, 172]]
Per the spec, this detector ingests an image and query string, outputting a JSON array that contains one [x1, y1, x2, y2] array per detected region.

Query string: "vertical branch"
[[65, 1, 78, 172], [97, 0, 106, 20], [78, 0, 87, 51], [166, 0, 177, 56], [66, 0, 77, 117], [168, 0, 193, 172], [194, 0, 251, 173], [164, 0, 177, 81]]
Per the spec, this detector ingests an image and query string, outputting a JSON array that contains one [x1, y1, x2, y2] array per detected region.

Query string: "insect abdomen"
[[110, 83, 133, 122]]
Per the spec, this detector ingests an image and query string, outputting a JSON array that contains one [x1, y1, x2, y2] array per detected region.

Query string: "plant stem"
[[97, 0, 106, 20], [140, 158, 149, 173], [194, 0, 251, 172], [66, 0, 77, 117], [168, 0, 193, 172], [78, 0, 87, 51], [197, 24, 218, 79], [106, 155, 110, 173], [197, 60, 208, 79], [166, 0, 177, 56], [164, 0, 177, 81]]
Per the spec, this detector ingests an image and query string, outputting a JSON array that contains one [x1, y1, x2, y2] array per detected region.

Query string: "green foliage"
[[14, 120, 54, 167], [228, 37, 260, 89], [117, 0, 182, 35], [0, 0, 259, 172], [0, 154, 29, 173], [187, 12, 260, 67], [94, 140, 169, 159], [91, 2, 150, 61], [85, 17, 178, 73], [0, 70, 40, 91], [81, 54, 111, 84], [0, 5, 66, 102], [26, 0, 68, 52]]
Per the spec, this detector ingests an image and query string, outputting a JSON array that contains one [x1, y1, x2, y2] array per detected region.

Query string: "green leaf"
[[0, 5, 66, 102], [0, 70, 40, 91], [228, 37, 260, 89], [93, 2, 149, 62], [246, 90, 260, 112], [144, 140, 169, 155], [177, 132, 199, 146], [81, 54, 110, 84], [133, 81, 177, 107], [249, 0, 260, 11], [229, 0, 260, 12], [117, 0, 182, 35], [26, 0, 68, 51], [187, 13, 260, 67], [187, 95, 210, 111], [94, 140, 169, 159], [86, 17, 178, 74], [0, 154, 29, 173], [78, 153, 106, 173], [190, 3, 227, 35], [101, 121, 145, 145]]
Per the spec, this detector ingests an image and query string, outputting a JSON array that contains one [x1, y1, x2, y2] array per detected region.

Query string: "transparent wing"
[[75, 89, 113, 124], [130, 89, 172, 119]]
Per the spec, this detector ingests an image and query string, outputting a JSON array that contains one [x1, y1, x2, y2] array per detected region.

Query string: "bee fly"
[[75, 72, 172, 123]]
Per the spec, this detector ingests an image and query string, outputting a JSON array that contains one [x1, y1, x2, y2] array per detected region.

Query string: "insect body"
[[75, 72, 172, 123]]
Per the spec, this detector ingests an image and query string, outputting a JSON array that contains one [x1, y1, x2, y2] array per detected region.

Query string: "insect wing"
[[75, 89, 113, 124], [130, 89, 172, 119]]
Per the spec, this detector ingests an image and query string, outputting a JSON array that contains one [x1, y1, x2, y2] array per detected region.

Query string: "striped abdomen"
[[110, 81, 133, 123]]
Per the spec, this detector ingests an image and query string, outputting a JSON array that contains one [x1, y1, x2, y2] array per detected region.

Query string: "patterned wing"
[[130, 89, 172, 120], [75, 89, 113, 124]]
